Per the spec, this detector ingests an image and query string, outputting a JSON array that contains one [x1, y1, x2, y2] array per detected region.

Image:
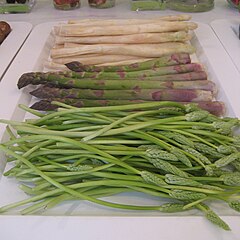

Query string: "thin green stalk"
[[82, 109, 167, 142], [127, 131, 172, 150], [31, 101, 185, 125], [2, 135, 141, 174], [0, 145, 169, 213], [19, 104, 45, 117], [172, 129, 218, 148], [185, 129, 233, 142], [183, 197, 209, 210]]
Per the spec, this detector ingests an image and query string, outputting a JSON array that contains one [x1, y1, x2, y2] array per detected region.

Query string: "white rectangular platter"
[[0, 21, 240, 240], [0, 21, 32, 81], [211, 18, 240, 74]]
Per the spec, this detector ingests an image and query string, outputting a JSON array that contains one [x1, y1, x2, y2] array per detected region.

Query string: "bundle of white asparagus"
[[46, 14, 198, 70]]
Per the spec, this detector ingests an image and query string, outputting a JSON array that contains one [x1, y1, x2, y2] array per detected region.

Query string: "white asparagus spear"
[[55, 31, 192, 45], [50, 42, 195, 59], [95, 59, 154, 66], [44, 61, 69, 71], [52, 44, 64, 49], [58, 21, 198, 37], [55, 17, 193, 35], [63, 43, 127, 48], [52, 54, 151, 65], [67, 14, 192, 25]]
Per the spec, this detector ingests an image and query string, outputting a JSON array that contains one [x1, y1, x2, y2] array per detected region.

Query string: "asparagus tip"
[[31, 100, 57, 111], [17, 73, 36, 89]]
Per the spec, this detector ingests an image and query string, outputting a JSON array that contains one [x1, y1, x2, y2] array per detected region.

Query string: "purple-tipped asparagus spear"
[[18, 63, 204, 89], [26, 79, 215, 91], [17, 71, 208, 89], [30, 86, 213, 102], [61, 71, 208, 81], [65, 63, 203, 79]]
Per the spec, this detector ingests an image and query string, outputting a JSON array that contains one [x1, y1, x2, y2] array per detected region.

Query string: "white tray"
[[211, 18, 240, 74], [0, 21, 32, 81], [0, 21, 240, 240]]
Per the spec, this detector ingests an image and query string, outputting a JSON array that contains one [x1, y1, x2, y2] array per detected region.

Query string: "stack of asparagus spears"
[[19, 52, 224, 114], [17, 15, 224, 113], [45, 14, 197, 70]]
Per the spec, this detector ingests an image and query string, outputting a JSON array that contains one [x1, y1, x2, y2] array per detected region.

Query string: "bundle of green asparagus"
[[46, 15, 197, 70], [18, 53, 223, 114], [0, 101, 240, 231]]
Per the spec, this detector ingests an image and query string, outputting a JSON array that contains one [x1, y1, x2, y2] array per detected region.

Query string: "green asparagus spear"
[[30, 86, 213, 101], [65, 53, 191, 72], [24, 77, 215, 91], [67, 63, 203, 79], [18, 63, 203, 88]]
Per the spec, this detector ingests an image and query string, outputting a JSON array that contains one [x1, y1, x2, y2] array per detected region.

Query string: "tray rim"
[[210, 18, 240, 75], [0, 21, 32, 81]]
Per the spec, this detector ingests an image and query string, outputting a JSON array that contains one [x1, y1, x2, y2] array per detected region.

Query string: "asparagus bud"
[[185, 110, 209, 122], [231, 161, 240, 171], [205, 166, 231, 177], [148, 158, 188, 178], [165, 174, 201, 186], [158, 203, 186, 213], [228, 200, 240, 212], [182, 145, 211, 165], [233, 136, 240, 146], [215, 152, 240, 168], [169, 189, 207, 200], [145, 148, 178, 161], [205, 209, 231, 231], [66, 165, 93, 171], [217, 145, 237, 154], [170, 146, 192, 167], [140, 171, 167, 186], [213, 121, 238, 135], [159, 131, 195, 148], [194, 143, 224, 159], [220, 172, 240, 186]]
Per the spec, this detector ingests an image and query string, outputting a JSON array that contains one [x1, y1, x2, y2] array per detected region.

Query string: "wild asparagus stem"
[[28, 101, 186, 125], [82, 109, 163, 142], [0, 145, 150, 212], [1, 101, 240, 231], [2, 135, 141, 174]]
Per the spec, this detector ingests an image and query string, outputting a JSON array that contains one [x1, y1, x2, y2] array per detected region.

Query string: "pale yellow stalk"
[[52, 54, 150, 65], [55, 31, 191, 45], [57, 21, 197, 37], [50, 42, 195, 59]]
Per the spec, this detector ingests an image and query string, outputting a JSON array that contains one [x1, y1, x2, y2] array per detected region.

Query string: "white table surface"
[[0, 1, 240, 240], [0, 0, 239, 25]]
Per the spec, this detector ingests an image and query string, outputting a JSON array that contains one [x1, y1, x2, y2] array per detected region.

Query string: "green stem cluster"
[[0, 101, 240, 231]]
